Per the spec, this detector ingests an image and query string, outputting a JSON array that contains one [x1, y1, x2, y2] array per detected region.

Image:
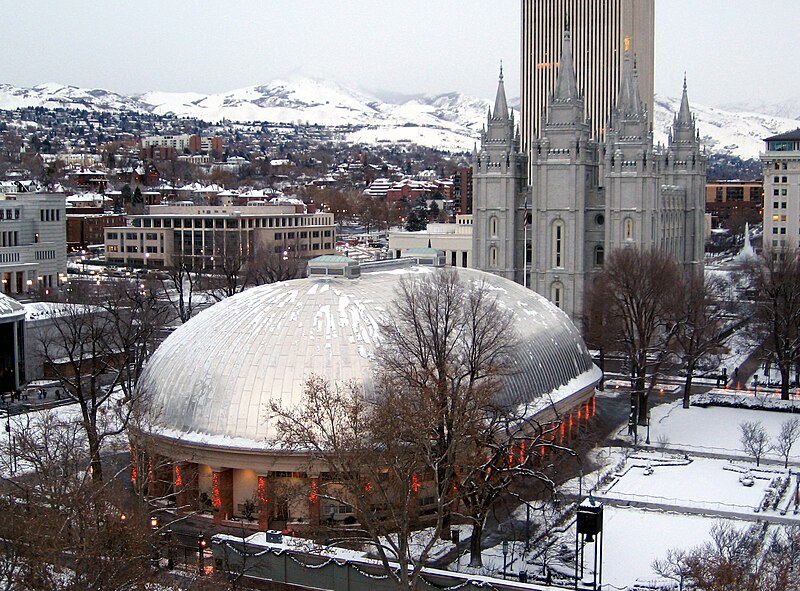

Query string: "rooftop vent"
[[307, 255, 361, 279], [399, 248, 446, 267]]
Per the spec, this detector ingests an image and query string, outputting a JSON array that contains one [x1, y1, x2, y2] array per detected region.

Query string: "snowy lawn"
[[599, 507, 749, 590], [600, 454, 783, 514], [647, 400, 800, 463]]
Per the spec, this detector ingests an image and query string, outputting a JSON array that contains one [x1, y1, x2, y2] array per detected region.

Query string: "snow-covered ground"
[[600, 454, 780, 514], [599, 507, 749, 590], [648, 400, 800, 462]]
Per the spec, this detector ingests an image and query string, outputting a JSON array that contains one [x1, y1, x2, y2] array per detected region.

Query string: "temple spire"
[[617, 50, 643, 118], [554, 25, 579, 101], [676, 73, 692, 127], [492, 63, 510, 120]]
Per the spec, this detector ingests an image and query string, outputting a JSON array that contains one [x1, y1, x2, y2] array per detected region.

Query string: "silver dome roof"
[[138, 266, 596, 447]]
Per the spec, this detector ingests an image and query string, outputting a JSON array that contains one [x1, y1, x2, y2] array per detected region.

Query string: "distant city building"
[[705, 180, 763, 221], [388, 215, 474, 269], [140, 134, 223, 159], [521, 0, 655, 152], [365, 177, 452, 202], [0, 193, 67, 295], [104, 203, 336, 268], [452, 167, 473, 214], [67, 169, 108, 192], [66, 207, 126, 249], [762, 129, 800, 251]]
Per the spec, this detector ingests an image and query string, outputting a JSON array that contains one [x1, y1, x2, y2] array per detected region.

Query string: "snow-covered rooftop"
[[138, 266, 597, 447], [0, 292, 24, 321]]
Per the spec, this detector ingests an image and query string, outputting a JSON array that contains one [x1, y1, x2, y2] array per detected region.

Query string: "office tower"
[[762, 130, 800, 250], [520, 0, 655, 153]]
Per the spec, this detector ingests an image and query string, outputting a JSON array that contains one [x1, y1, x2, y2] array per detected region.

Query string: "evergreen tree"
[[118, 184, 132, 213], [405, 209, 427, 232], [428, 200, 440, 221]]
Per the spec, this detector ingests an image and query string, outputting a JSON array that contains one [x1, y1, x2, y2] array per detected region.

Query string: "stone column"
[[307, 477, 320, 527], [257, 475, 270, 530], [175, 463, 199, 514], [212, 468, 234, 524]]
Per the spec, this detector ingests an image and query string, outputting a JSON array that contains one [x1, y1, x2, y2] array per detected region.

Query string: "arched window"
[[624, 218, 634, 241], [551, 282, 564, 309], [552, 220, 565, 268], [490, 216, 499, 238], [490, 247, 498, 268], [594, 245, 605, 267]]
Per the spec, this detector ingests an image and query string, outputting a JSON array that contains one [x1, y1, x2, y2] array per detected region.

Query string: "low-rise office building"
[[388, 215, 474, 269], [104, 203, 336, 268], [0, 193, 67, 295], [706, 180, 763, 221]]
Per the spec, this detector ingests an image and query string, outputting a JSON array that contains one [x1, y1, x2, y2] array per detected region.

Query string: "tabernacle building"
[[136, 258, 601, 528]]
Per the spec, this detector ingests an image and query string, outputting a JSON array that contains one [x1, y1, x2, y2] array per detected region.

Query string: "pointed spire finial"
[[565, 11, 570, 32], [553, 24, 579, 102], [491, 62, 510, 121], [676, 73, 692, 127]]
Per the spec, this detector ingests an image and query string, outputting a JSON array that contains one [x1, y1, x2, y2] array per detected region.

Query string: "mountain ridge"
[[1, 77, 798, 159]]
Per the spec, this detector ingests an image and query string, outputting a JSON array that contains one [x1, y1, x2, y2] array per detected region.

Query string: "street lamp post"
[[5, 405, 15, 476], [502, 541, 508, 579]]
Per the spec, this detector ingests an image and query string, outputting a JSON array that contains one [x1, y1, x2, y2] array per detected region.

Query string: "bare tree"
[[749, 249, 800, 400], [159, 254, 204, 323], [675, 273, 735, 408], [249, 246, 306, 286], [0, 411, 156, 591], [596, 248, 682, 426], [36, 279, 170, 482], [375, 268, 519, 539], [207, 230, 253, 300], [582, 274, 620, 391], [271, 376, 437, 591], [270, 270, 528, 586], [455, 407, 565, 567], [652, 547, 691, 591], [773, 417, 800, 469], [740, 420, 769, 467], [656, 523, 800, 591]]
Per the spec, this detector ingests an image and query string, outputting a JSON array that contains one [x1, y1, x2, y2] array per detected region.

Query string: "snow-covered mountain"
[[721, 98, 800, 121], [0, 77, 798, 158], [653, 95, 800, 160], [138, 78, 490, 152], [0, 82, 143, 112]]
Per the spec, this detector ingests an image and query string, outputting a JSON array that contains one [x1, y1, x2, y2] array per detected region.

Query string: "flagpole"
[[524, 222, 528, 288], [523, 199, 529, 289]]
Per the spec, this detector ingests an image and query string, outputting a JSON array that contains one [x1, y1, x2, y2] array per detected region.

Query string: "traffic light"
[[197, 533, 208, 551]]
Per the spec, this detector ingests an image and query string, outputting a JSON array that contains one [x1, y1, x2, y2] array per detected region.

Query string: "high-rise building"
[[762, 129, 800, 251], [521, 0, 655, 153]]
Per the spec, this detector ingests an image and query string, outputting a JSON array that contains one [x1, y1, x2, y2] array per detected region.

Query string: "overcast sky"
[[1, 1, 798, 107]]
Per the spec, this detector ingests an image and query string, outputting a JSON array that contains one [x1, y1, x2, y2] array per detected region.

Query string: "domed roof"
[[0, 293, 25, 322], [139, 266, 597, 449]]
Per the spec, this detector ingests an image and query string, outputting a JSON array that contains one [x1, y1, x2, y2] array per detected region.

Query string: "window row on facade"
[[39, 208, 61, 222], [0, 208, 21, 221]]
